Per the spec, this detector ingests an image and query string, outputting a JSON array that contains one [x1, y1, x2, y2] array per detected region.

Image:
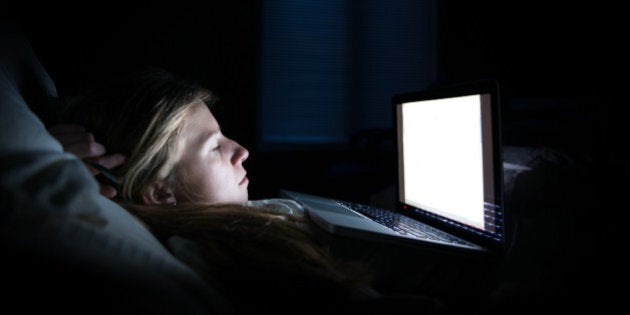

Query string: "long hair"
[[123, 202, 373, 312], [59, 68, 215, 202]]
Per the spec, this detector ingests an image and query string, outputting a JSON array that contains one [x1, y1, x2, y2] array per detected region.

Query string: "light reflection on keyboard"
[[337, 201, 473, 246]]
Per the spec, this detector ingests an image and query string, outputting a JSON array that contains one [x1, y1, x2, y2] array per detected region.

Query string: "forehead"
[[179, 99, 221, 149], [185, 99, 218, 129]]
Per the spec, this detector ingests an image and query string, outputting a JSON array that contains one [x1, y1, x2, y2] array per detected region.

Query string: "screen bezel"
[[393, 80, 505, 252]]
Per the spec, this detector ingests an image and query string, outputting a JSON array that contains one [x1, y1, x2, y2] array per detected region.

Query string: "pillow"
[[1, 21, 231, 313]]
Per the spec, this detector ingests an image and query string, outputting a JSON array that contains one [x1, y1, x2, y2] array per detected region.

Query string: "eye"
[[212, 145, 221, 152]]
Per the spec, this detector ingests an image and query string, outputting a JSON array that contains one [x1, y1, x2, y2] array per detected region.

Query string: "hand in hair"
[[48, 124, 126, 198]]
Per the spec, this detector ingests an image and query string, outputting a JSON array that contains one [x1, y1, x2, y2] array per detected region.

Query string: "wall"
[[10, 1, 625, 202], [436, 0, 621, 152], [15, 2, 260, 150]]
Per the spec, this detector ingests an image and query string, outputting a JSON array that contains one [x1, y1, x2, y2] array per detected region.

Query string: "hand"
[[48, 124, 126, 198]]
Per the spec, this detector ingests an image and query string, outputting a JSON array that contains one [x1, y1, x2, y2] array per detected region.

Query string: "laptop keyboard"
[[337, 201, 473, 246]]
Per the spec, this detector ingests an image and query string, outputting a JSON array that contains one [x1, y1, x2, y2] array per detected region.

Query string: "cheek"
[[198, 162, 227, 187], [182, 161, 231, 202]]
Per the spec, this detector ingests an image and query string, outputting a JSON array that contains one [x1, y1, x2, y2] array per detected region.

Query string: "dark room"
[[2, 0, 625, 313]]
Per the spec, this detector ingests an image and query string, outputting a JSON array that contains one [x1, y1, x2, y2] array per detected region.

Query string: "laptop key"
[[337, 200, 474, 246]]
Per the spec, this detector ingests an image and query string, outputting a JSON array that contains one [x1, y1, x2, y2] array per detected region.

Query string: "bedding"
[[1, 20, 230, 314]]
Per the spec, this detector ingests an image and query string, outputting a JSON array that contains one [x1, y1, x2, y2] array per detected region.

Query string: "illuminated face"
[[173, 100, 249, 204]]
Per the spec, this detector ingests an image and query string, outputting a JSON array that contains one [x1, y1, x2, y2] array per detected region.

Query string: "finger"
[[86, 165, 99, 176], [48, 124, 86, 134], [99, 184, 118, 198], [65, 140, 106, 159], [94, 153, 127, 170], [54, 132, 95, 146]]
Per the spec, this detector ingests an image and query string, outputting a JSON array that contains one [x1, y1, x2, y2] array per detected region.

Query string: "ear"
[[140, 181, 177, 205]]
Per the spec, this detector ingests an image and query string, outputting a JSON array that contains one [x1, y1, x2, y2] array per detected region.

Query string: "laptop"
[[280, 80, 505, 256]]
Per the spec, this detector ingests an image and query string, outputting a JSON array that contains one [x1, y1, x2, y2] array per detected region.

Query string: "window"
[[258, 0, 436, 148]]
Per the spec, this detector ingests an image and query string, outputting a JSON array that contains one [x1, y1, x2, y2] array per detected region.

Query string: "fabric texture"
[[247, 197, 306, 216], [1, 20, 231, 314]]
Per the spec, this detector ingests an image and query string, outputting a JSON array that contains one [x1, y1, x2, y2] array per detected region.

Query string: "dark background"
[[4, 2, 626, 311], [9, 1, 623, 203]]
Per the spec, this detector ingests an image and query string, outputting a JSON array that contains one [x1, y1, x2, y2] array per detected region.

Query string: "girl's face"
[[172, 100, 249, 204]]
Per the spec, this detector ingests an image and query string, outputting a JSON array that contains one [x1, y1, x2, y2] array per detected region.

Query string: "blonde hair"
[[61, 69, 216, 202], [119, 89, 213, 201], [60, 69, 375, 310]]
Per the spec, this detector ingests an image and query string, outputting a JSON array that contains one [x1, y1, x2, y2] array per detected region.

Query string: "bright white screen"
[[398, 94, 485, 229]]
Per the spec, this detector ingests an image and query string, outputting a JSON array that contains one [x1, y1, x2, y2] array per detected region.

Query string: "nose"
[[231, 141, 249, 166]]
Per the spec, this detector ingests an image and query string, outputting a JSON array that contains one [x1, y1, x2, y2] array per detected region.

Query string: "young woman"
[[54, 69, 248, 205], [50, 69, 447, 313]]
